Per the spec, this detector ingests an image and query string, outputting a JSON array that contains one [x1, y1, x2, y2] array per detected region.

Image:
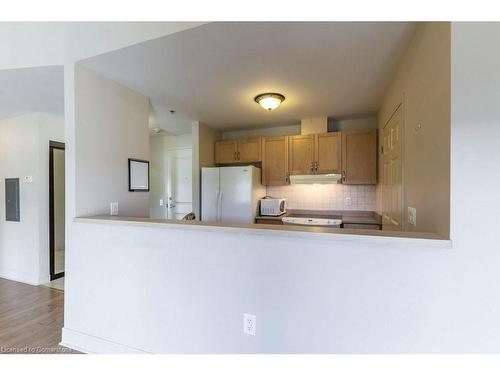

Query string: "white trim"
[[0, 269, 42, 286], [60, 327, 151, 354]]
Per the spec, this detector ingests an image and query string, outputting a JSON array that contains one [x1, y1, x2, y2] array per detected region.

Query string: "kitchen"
[[201, 114, 382, 231], [77, 21, 449, 240]]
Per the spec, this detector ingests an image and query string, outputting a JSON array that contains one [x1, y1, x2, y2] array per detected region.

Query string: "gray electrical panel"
[[5, 178, 20, 222]]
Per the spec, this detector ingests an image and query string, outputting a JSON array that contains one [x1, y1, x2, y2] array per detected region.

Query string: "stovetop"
[[282, 216, 343, 227]]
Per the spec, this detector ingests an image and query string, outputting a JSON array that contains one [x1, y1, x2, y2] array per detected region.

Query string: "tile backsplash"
[[266, 184, 376, 211]]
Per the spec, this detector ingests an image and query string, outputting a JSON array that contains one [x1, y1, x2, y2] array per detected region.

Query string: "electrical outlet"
[[345, 197, 352, 206], [408, 207, 417, 226], [110, 202, 119, 216], [243, 313, 256, 336]]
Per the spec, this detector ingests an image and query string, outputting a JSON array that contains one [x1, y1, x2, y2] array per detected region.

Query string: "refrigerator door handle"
[[218, 189, 223, 221], [215, 189, 219, 221]]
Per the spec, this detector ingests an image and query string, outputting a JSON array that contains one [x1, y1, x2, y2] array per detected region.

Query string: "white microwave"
[[260, 198, 286, 216]]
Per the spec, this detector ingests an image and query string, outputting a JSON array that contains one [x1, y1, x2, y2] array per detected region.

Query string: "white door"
[[381, 105, 403, 230], [167, 148, 192, 220], [220, 167, 252, 223]]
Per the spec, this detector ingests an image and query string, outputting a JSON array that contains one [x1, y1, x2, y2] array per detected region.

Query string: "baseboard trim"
[[60, 327, 151, 354], [0, 270, 41, 286]]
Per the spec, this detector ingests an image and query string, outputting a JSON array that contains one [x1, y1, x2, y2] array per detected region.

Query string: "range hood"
[[289, 173, 342, 184]]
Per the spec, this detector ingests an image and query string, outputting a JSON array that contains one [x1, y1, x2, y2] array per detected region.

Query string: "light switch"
[[408, 207, 417, 226], [23, 176, 33, 183], [345, 197, 352, 206], [110, 202, 119, 216], [159, 199, 164, 207]]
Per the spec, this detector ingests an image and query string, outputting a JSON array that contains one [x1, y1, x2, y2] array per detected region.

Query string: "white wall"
[[222, 124, 300, 139], [61, 22, 500, 354], [0, 113, 64, 285], [328, 115, 377, 132], [75, 65, 150, 217], [0, 23, 205, 71], [377, 22, 451, 237], [192, 122, 221, 219]]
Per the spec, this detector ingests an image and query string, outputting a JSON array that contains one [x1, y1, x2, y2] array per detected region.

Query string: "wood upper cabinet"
[[288, 133, 341, 175], [215, 140, 238, 164], [237, 138, 262, 162], [341, 129, 377, 184], [288, 134, 315, 175], [215, 138, 262, 164], [262, 136, 288, 185], [316, 132, 341, 174]]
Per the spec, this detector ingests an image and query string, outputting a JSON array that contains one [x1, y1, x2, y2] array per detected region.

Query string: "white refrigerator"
[[201, 166, 265, 224]]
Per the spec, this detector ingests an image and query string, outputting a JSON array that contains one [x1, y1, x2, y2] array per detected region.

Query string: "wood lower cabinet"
[[215, 140, 238, 164], [288, 134, 315, 175], [262, 136, 289, 185], [316, 132, 341, 174], [343, 223, 381, 230], [215, 138, 262, 164], [342, 129, 377, 184], [237, 138, 262, 162], [255, 218, 284, 225]]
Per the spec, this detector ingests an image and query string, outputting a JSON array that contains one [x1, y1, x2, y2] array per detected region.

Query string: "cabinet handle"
[[234, 151, 237, 160], [315, 162, 319, 171], [310, 162, 314, 171], [342, 170, 346, 183], [237, 151, 240, 160]]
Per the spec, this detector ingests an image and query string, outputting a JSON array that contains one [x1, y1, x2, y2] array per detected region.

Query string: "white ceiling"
[[79, 22, 417, 134], [0, 66, 64, 120]]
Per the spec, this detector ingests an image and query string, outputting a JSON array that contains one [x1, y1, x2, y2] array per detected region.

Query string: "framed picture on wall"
[[128, 158, 150, 192]]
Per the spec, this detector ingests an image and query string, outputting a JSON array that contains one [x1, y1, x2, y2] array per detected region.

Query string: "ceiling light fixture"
[[254, 93, 285, 111]]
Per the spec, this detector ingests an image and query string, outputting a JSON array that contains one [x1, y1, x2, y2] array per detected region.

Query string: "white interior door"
[[167, 148, 192, 220], [382, 105, 403, 230]]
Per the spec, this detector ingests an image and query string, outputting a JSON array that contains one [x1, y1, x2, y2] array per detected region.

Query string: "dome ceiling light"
[[254, 93, 285, 111]]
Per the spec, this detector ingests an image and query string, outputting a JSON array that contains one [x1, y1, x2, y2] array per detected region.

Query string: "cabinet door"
[[342, 130, 377, 184], [237, 138, 262, 162], [315, 132, 341, 174], [262, 136, 289, 186], [288, 135, 315, 175], [215, 140, 237, 164]]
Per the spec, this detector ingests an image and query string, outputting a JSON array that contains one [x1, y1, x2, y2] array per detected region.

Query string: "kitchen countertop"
[[74, 216, 450, 247], [255, 210, 382, 226]]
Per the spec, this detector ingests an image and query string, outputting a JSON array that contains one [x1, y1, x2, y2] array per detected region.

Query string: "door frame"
[[49, 140, 65, 281]]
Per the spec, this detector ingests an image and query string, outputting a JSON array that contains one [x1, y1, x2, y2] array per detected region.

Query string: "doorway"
[[167, 148, 193, 220], [49, 141, 65, 281], [381, 104, 403, 230]]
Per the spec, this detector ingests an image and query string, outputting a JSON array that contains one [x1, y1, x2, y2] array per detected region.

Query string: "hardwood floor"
[[0, 278, 78, 354]]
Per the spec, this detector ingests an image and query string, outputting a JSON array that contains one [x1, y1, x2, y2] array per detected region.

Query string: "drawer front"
[[343, 223, 381, 230], [256, 219, 284, 225]]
